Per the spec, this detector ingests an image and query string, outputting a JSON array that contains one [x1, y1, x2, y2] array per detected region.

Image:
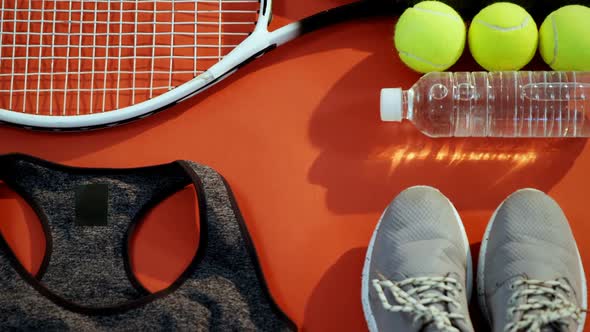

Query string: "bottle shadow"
[[306, 36, 587, 214]]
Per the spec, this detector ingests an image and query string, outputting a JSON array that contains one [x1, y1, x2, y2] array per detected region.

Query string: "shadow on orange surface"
[[301, 235, 535, 332], [309, 121, 587, 213], [0, 1, 401, 162], [469, 241, 490, 332], [270, 0, 355, 22], [130, 185, 200, 292], [0, 98, 203, 161], [0, 1, 556, 162], [0, 18, 394, 162], [0, 2, 586, 331], [306, 33, 587, 214], [301, 245, 493, 332], [302, 247, 367, 331]]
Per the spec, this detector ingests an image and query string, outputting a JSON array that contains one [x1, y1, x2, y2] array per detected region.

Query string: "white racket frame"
[[0, 0, 306, 130]]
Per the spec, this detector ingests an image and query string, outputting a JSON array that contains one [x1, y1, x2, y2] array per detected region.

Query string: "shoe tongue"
[[520, 262, 562, 281]]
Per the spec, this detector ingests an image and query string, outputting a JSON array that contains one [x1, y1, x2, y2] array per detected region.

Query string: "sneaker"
[[477, 188, 587, 332], [361, 186, 474, 332]]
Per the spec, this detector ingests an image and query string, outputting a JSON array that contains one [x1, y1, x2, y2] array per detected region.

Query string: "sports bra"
[[0, 154, 295, 331]]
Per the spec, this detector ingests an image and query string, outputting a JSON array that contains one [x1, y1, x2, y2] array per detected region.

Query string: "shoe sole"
[[477, 188, 588, 332], [360, 186, 473, 332]]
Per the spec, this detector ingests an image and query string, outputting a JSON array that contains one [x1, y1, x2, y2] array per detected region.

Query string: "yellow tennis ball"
[[539, 5, 590, 71], [468, 2, 538, 71], [394, 1, 466, 73]]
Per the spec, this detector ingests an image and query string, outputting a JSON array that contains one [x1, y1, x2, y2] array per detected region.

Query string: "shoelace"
[[505, 279, 586, 332], [372, 276, 465, 332]]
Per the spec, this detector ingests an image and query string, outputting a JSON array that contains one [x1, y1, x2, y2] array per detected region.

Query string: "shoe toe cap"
[[370, 186, 469, 280], [482, 188, 583, 301]]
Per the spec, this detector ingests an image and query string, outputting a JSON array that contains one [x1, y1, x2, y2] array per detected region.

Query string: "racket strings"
[[0, 0, 259, 116]]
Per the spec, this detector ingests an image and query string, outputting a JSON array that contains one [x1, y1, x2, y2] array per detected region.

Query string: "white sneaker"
[[362, 186, 475, 332], [478, 189, 587, 332]]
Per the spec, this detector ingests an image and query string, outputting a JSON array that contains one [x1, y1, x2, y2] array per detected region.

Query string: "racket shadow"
[[270, 0, 358, 24], [0, 74, 222, 159]]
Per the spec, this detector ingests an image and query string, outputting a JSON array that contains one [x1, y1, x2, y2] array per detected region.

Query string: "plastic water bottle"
[[380, 71, 590, 137]]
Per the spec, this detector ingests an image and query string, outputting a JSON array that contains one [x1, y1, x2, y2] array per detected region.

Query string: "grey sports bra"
[[0, 154, 295, 331]]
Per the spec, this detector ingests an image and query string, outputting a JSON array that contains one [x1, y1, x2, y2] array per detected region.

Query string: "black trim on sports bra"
[[0, 154, 209, 315], [0, 154, 296, 331], [217, 175, 297, 331]]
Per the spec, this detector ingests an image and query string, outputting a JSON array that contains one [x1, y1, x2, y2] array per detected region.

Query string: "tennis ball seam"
[[473, 16, 531, 32], [413, 7, 462, 22], [398, 51, 452, 69], [548, 15, 558, 66]]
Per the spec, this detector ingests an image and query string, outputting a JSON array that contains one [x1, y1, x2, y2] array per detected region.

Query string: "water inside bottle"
[[407, 72, 590, 137]]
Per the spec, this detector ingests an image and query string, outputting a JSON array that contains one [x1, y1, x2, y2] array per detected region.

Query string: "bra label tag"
[[75, 184, 109, 226]]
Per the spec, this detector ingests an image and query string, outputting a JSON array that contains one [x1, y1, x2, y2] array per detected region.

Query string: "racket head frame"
[[0, 0, 397, 130], [0, 0, 274, 131]]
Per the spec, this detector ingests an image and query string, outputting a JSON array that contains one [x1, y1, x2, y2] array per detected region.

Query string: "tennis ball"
[[394, 1, 466, 73], [539, 5, 590, 71], [468, 2, 538, 71]]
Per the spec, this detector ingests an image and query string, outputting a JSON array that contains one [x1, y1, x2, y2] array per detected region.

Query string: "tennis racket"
[[0, 0, 400, 130]]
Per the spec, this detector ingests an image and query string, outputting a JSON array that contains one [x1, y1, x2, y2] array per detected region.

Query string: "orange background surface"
[[1, 0, 590, 331]]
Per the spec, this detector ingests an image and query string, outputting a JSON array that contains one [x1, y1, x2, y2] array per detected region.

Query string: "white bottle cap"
[[380, 88, 403, 122]]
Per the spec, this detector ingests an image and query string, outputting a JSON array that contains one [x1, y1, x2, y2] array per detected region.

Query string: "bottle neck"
[[403, 89, 413, 121]]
